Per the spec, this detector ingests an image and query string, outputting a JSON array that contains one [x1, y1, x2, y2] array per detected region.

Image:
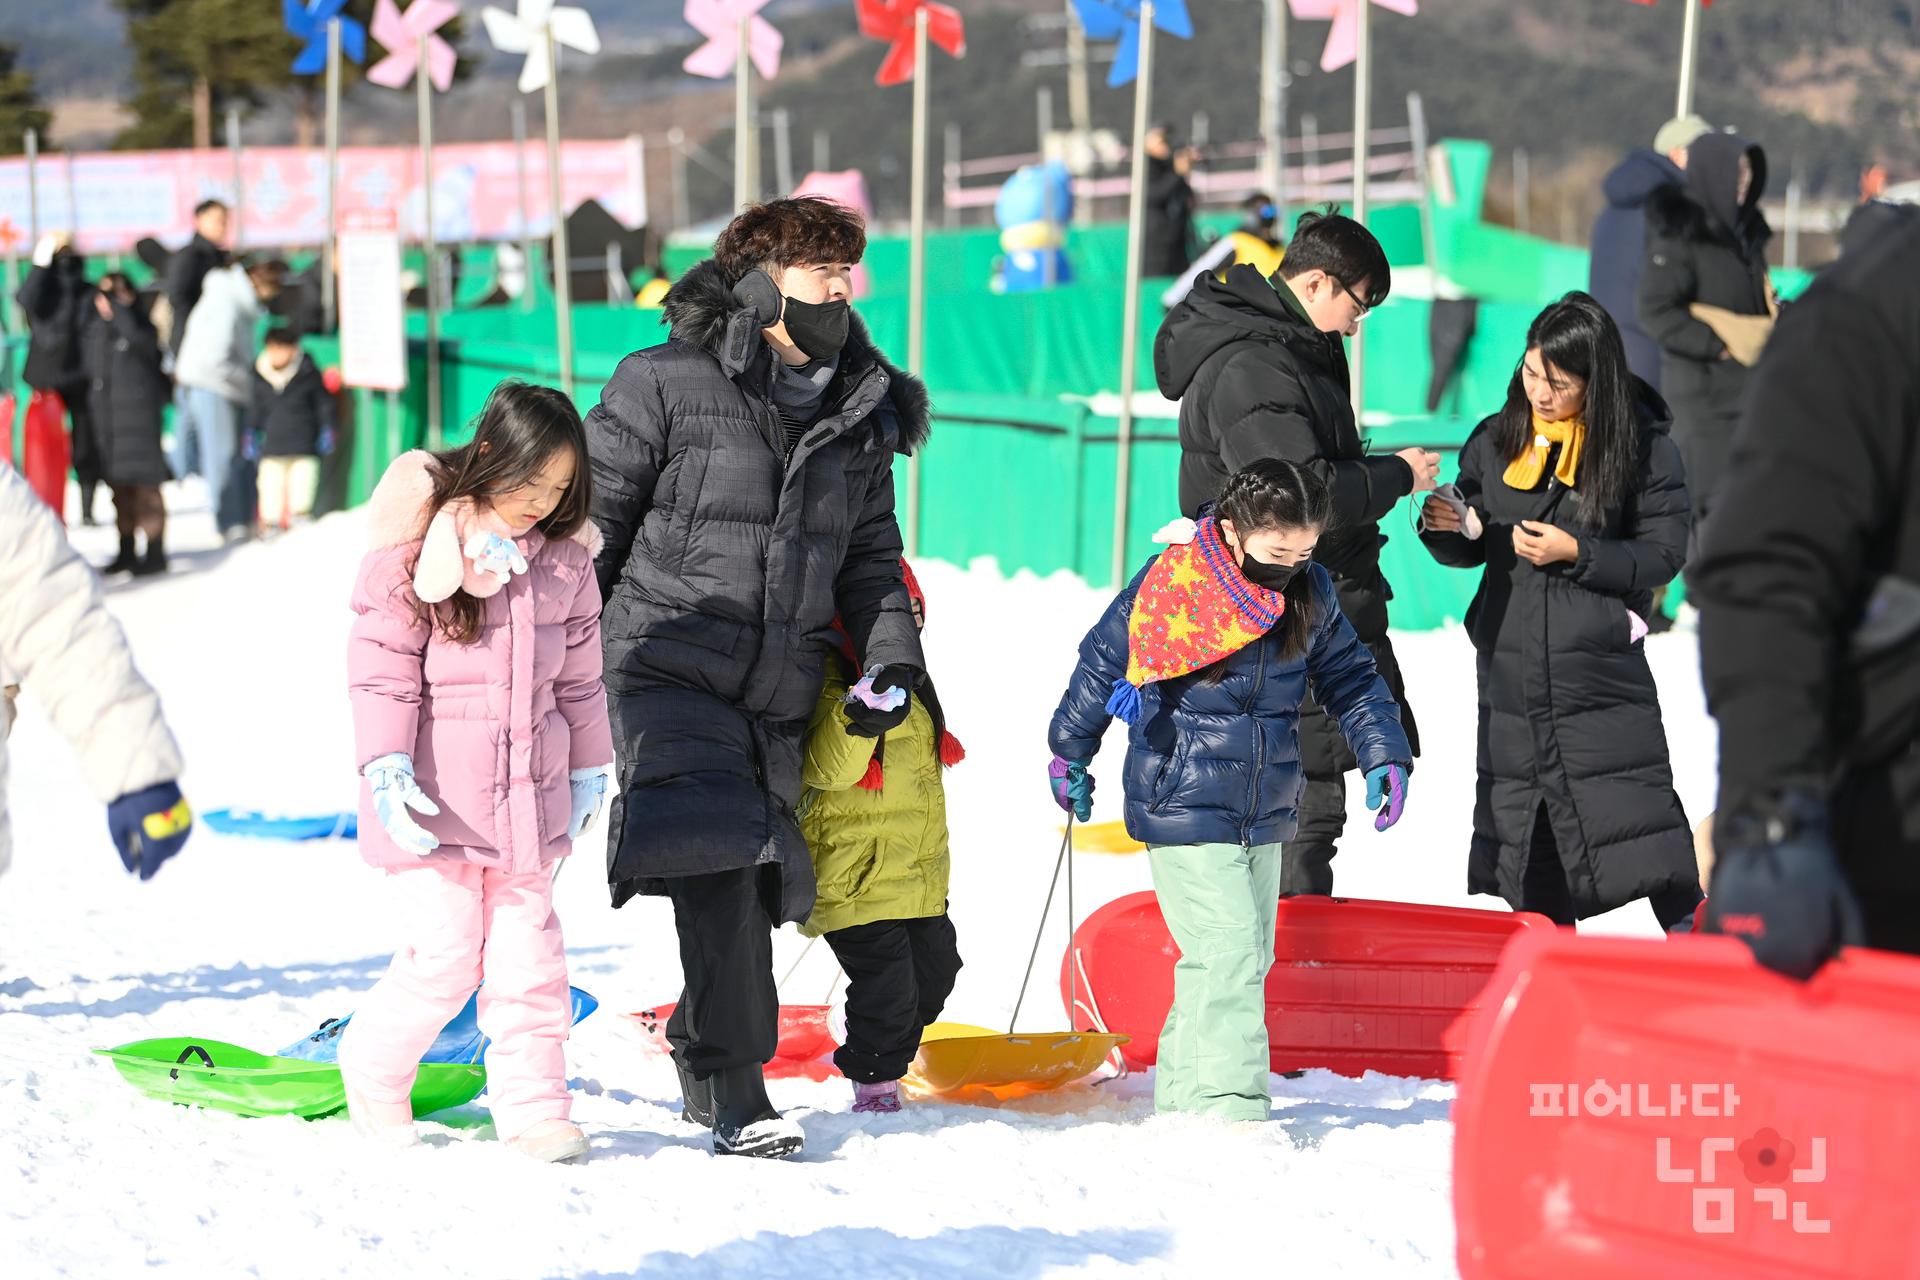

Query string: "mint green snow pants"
[[1146, 841, 1284, 1121]]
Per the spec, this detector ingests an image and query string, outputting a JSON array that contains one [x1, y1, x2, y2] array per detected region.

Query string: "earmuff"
[[731, 268, 784, 327]]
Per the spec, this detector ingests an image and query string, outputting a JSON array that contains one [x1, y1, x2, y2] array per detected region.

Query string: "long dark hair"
[[1210, 458, 1333, 667], [1493, 291, 1640, 529], [412, 381, 592, 644]]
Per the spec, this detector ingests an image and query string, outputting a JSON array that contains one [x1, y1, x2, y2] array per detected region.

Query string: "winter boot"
[[100, 535, 138, 575], [851, 1079, 903, 1114], [710, 1064, 804, 1159], [344, 1088, 420, 1149], [675, 1057, 715, 1128], [131, 537, 168, 577], [508, 1119, 591, 1163]]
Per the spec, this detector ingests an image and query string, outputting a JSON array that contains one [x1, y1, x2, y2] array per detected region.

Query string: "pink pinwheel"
[[855, 0, 966, 88], [1287, 0, 1417, 73], [683, 0, 782, 81], [368, 0, 460, 91]]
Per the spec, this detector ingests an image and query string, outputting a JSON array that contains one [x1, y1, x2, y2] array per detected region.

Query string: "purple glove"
[[1365, 764, 1408, 832], [1049, 755, 1093, 822]]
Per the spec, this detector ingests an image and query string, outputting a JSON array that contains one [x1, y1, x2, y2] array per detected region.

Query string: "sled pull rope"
[[1010, 817, 1075, 1034]]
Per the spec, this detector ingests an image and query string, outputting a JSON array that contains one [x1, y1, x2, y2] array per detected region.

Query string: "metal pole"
[[63, 149, 78, 237], [322, 16, 341, 333], [417, 37, 440, 444], [23, 129, 38, 243], [1037, 86, 1054, 153], [1261, 0, 1287, 202], [1784, 169, 1802, 271], [942, 122, 960, 230], [227, 108, 244, 248], [545, 27, 575, 397], [1514, 147, 1531, 236], [512, 101, 534, 313], [1064, 0, 1091, 141], [1676, 0, 1702, 119], [906, 5, 930, 557], [1407, 92, 1437, 279], [812, 128, 829, 175], [1301, 113, 1318, 198], [1112, 0, 1155, 589], [1039, 88, 1058, 290], [1349, 0, 1369, 423], [772, 107, 794, 196], [1190, 110, 1209, 152], [669, 126, 692, 229], [733, 16, 756, 211]]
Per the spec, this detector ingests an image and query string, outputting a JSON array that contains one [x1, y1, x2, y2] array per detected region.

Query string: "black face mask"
[[782, 296, 851, 362], [1240, 552, 1303, 591]]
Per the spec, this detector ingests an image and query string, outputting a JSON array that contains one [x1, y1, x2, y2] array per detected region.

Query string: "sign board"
[[337, 211, 406, 392]]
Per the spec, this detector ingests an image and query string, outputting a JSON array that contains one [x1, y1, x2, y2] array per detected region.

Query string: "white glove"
[[362, 752, 441, 857], [568, 766, 612, 840], [465, 531, 529, 587], [31, 233, 67, 269]]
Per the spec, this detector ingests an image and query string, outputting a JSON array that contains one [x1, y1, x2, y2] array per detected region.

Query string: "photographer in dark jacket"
[[1693, 213, 1920, 979], [1157, 209, 1436, 895], [585, 197, 925, 1160], [17, 233, 102, 524], [1638, 132, 1772, 556], [1143, 125, 1200, 277]]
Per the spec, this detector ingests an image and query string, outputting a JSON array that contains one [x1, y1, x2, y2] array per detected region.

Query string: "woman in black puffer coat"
[[1421, 292, 1701, 930], [82, 274, 172, 575], [1637, 131, 1771, 550]]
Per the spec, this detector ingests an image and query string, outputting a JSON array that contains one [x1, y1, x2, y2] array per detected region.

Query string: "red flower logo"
[[1739, 1128, 1796, 1184]]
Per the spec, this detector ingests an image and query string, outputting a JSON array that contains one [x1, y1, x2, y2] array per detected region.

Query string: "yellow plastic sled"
[[905, 1021, 1129, 1100], [1068, 820, 1145, 855]]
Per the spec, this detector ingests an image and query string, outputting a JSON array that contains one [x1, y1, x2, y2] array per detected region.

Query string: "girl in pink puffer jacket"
[[340, 381, 613, 1163]]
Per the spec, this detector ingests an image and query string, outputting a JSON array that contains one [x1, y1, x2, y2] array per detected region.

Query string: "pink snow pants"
[[338, 861, 571, 1140]]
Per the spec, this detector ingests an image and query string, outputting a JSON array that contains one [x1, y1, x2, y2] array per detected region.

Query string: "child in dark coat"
[[250, 327, 335, 531]]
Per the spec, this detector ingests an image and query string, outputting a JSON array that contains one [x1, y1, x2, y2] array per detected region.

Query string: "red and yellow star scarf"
[[1104, 516, 1287, 724]]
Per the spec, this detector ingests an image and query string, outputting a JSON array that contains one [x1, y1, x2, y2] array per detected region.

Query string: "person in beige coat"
[[0, 467, 192, 880]]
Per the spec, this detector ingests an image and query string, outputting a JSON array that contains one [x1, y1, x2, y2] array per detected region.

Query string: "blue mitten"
[[363, 752, 440, 856], [568, 767, 611, 840], [1048, 755, 1094, 822], [106, 781, 193, 880], [1364, 764, 1409, 831]]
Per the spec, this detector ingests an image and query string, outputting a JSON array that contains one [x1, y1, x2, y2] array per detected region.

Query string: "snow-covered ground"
[[0, 478, 1718, 1279]]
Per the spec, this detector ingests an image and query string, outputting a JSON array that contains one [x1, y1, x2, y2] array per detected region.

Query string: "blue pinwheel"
[[284, 0, 369, 76], [1070, 0, 1191, 87]]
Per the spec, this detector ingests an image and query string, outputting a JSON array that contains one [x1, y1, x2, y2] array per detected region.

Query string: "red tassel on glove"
[[856, 757, 885, 791], [939, 730, 966, 768]]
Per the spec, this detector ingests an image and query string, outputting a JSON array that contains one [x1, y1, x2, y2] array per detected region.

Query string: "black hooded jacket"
[[585, 258, 928, 920], [1157, 265, 1415, 641], [1637, 133, 1772, 430], [1589, 148, 1685, 389]]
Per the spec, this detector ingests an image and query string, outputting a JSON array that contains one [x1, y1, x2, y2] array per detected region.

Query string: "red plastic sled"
[[1454, 929, 1920, 1280], [624, 1002, 838, 1081], [22, 388, 70, 517], [1062, 891, 1553, 1079]]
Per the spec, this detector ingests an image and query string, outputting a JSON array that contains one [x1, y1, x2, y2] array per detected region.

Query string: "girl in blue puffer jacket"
[[1048, 459, 1413, 1122]]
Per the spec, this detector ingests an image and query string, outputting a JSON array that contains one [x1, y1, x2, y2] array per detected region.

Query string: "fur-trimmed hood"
[[661, 258, 932, 455], [364, 449, 601, 602], [1648, 133, 1771, 253]]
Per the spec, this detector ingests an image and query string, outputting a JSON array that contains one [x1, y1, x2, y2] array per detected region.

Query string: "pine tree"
[[114, 0, 301, 149], [0, 44, 53, 156]]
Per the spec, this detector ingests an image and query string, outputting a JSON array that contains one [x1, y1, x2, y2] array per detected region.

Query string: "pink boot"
[[852, 1080, 903, 1114]]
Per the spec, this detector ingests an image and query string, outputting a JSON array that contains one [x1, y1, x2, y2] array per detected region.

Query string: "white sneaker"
[[508, 1119, 591, 1163]]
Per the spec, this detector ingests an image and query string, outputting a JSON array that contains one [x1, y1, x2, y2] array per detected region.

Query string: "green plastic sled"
[[94, 1037, 486, 1120]]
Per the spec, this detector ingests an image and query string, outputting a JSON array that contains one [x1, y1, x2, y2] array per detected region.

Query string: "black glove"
[[106, 781, 193, 881], [842, 663, 917, 738], [1701, 791, 1864, 981]]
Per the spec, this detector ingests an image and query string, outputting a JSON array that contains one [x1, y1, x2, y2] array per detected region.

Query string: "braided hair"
[[1213, 458, 1333, 665]]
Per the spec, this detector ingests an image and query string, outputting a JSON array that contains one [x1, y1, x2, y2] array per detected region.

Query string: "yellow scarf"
[[1503, 415, 1585, 491]]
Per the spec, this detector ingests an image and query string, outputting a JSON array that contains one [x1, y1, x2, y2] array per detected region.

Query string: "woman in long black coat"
[[1420, 292, 1702, 930], [82, 274, 173, 575]]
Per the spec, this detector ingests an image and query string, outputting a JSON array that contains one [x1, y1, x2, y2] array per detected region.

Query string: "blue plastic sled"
[[280, 987, 599, 1064], [202, 809, 358, 841]]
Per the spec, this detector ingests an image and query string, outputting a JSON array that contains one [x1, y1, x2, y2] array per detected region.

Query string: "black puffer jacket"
[[1160, 266, 1415, 641], [81, 298, 171, 487], [1637, 133, 1771, 512], [251, 353, 334, 457], [1421, 389, 1697, 919], [586, 259, 928, 920], [17, 259, 90, 392], [1050, 558, 1410, 848], [1695, 218, 1920, 897], [162, 232, 226, 354], [1589, 148, 1684, 390]]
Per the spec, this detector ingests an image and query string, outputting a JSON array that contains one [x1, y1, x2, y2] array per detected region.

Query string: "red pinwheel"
[[855, 0, 966, 88]]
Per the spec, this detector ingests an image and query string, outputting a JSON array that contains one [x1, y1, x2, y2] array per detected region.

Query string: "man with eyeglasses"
[[1156, 206, 1437, 896]]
